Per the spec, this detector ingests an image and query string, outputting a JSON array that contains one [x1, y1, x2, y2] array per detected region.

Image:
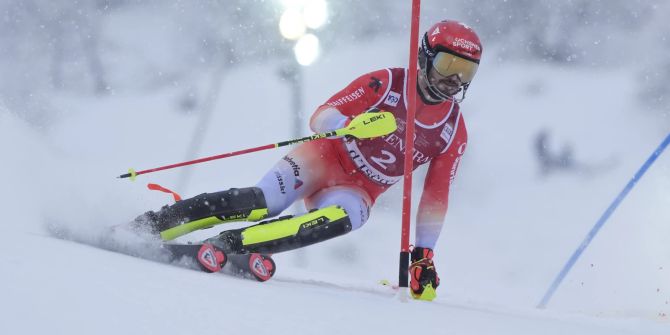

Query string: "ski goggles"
[[431, 51, 479, 84]]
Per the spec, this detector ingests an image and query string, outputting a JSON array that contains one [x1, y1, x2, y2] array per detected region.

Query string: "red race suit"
[[309, 68, 467, 248]]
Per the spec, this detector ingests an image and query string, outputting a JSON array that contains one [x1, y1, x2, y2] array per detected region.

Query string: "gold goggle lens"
[[432, 52, 479, 83]]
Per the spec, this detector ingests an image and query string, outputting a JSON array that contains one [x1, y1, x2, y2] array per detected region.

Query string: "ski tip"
[[411, 284, 437, 302]]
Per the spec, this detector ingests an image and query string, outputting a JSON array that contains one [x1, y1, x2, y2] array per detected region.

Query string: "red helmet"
[[418, 20, 483, 101]]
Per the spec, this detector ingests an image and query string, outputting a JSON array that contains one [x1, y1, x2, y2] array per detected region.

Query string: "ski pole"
[[537, 132, 670, 309], [118, 111, 397, 180]]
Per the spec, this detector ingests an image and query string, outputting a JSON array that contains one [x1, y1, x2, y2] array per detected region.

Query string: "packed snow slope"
[[2, 35, 669, 335]]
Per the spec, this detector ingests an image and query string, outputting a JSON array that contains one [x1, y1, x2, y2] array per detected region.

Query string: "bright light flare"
[[279, 8, 306, 40], [303, 0, 328, 29], [294, 33, 320, 66], [280, 0, 304, 9]]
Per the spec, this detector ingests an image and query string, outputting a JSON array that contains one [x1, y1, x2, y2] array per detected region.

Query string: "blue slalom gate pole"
[[537, 132, 670, 309]]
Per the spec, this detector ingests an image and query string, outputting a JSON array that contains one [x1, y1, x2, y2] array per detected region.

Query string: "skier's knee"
[[337, 201, 369, 230], [305, 186, 371, 230]]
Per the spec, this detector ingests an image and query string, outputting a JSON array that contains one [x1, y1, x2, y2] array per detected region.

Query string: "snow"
[[5, 236, 656, 335], [2, 12, 670, 335]]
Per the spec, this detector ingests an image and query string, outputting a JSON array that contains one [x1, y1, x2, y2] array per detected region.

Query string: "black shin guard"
[[209, 206, 352, 254], [133, 187, 269, 236]]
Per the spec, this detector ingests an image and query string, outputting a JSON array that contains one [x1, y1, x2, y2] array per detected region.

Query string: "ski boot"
[[160, 202, 351, 283], [205, 205, 352, 255], [199, 205, 351, 282]]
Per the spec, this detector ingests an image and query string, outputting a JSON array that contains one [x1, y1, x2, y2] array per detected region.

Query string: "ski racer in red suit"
[[132, 20, 483, 300]]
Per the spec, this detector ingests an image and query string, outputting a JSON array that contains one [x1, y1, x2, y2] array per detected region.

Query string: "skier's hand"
[[409, 247, 440, 301]]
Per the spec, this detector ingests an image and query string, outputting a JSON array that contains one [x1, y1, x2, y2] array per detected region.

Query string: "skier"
[[132, 20, 483, 300]]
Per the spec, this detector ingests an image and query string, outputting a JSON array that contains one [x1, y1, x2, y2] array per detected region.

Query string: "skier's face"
[[427, 68, 462, 97]]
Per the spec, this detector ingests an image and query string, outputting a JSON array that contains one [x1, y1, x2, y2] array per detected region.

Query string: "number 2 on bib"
[[370, 150, 397, 170]]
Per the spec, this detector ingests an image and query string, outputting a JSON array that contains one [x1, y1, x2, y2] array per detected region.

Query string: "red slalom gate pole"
[[399, 0, 421, 292]]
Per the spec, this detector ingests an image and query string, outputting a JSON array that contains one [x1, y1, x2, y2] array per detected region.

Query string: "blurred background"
[[4, 0, 669, 128], [1, 0, 670, 319]]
